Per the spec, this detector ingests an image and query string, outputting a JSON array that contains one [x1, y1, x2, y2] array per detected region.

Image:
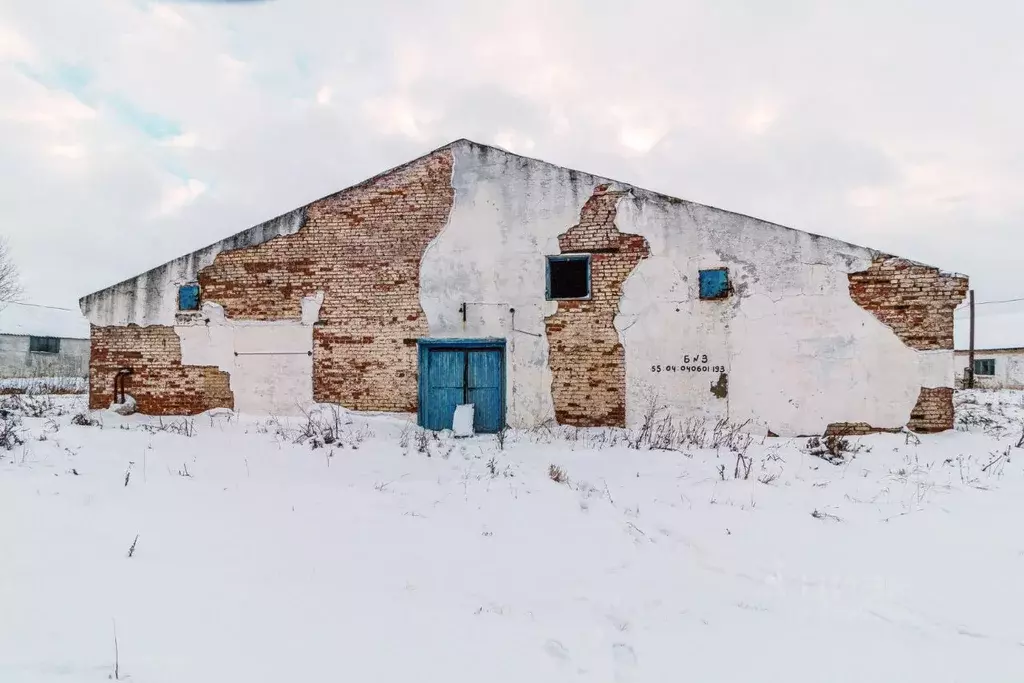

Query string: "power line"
[[955, 296, 1024, 310], [5, 301, 76, 312]]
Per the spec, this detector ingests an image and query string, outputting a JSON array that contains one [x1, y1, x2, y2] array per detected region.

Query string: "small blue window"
[[546, 255, 591, 300], [178, 284, 200, 311], [974, 359, 995, 376], [699, 268, 729, 300]]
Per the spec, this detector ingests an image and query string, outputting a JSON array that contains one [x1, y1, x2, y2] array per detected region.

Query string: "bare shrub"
[[811, 509, 842, 522], [548, 464, 569, 484], [0, 413, 24, 450], [295, 406, 339, 448], [140, 417, 195, 437], [628, 406, 753, 455], [0, 237, 21, 305], [733, 452, 753, 480], [627, 400, 661, 449], [981, 446, 1011, 476], [71, 412, 101, 427], [284, 406, 372, 450], [0, 376, 86, 396], [1, 394, 65, 418], [805, 433, 862, 465], [495, 427, 507, 450]]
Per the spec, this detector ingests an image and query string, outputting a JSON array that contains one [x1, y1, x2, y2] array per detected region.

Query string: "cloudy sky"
[[1, 0, 1021, 311]]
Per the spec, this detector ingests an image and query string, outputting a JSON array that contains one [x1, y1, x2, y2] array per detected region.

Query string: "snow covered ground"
[[2, 391, 1023, 682]]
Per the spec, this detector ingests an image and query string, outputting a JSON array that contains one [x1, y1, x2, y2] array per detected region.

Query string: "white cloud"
[[153, 178, 207, 218], [49, 143, 85, 160], [149, 5, 187, 30], [362, 95, 435, 141], [618, 126, 665, 154], [493, 130, 535, 154], [0, 74, 96, 132], [0, 0, 1022, 308], [0, 23, 34, 61], [738, 102, 780, 135], [160, 131, 198, 148]]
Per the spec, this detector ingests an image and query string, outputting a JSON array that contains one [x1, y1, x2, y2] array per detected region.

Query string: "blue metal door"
[[467, 350, 503, 433], [418, 341, 505, 433], [422, 349, 465, 431]]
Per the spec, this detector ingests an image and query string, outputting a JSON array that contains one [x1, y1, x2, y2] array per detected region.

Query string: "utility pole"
[[968, 289, 976, 389]]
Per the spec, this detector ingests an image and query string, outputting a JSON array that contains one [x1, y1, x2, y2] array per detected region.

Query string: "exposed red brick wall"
[[89, 325, 233, 414], [847, 257, 967, 432], [196, 148, 454, 413], [907, 387, 955, 433], [823, 422, 900, 436], [545, 185, 650, 427], [849, 256, 968, 351]]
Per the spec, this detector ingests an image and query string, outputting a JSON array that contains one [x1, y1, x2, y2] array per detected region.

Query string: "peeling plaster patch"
[[301, 292, 325, 325], [420, 141, 603, 427], [176, 296, 322, 416], [81, 208, 306, 327], [710, 373, 728, 399]]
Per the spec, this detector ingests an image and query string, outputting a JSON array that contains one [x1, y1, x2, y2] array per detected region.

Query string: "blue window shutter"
[[699, 269, 729, 300], [178, 284, 200, 311]]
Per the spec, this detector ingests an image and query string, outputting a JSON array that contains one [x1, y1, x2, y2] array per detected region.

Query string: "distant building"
[[0, 302, 90, 378], [80, 139, 968, 434], [954, 305, 1024, 389]]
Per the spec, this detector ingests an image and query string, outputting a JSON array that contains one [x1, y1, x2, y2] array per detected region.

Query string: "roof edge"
[[450, 139, 961, 274], [81, 136, 964, 305], [79, 139, 462, 306]]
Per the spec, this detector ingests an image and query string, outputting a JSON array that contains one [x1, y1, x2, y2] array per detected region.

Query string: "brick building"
[[80, 140, 968, 435]]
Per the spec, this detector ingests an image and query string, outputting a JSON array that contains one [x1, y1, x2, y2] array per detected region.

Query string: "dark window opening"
[[699, 268, 730, 300], [546, 255, 590, 300], [29, 336, 60, 354], [975, 359, 995, 376], [178, 284, 201, 311]]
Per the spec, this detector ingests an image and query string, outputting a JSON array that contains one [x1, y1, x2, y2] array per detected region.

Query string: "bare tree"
[[0, 238, 21, 307]]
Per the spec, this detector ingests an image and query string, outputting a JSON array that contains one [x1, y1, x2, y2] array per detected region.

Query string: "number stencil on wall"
[[650, 353, 725, 374]]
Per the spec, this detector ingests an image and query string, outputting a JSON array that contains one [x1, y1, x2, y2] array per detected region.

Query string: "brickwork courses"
[[198, 149, 455, 413], [545, 185, 650, 427], [842, 255, 969, 433], [90, 325, 233, 414], [90, 149, 454, 415]]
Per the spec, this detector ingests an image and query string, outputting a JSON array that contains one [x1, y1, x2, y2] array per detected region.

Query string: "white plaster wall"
[[616, 196, 956, 435], [80, 209, 305, 327], [954, 351, 1024, 389], [423, 141, 959, 435], [420, 142, 605, 427], [176, 296, 322, 415]]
